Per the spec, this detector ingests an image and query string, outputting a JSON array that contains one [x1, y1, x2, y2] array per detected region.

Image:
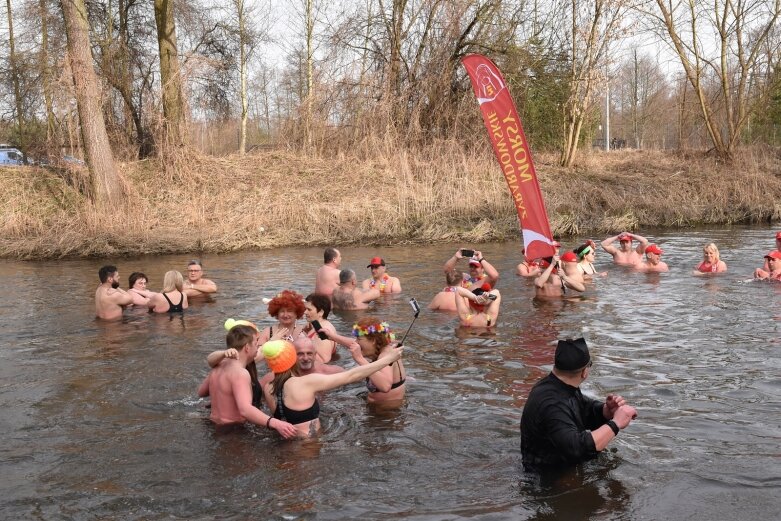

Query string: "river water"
[[0, 226, 779, 520]]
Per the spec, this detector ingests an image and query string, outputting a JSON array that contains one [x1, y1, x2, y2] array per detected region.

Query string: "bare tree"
[[154, 0, 185, 144], [652, 0, 781, 159], [559, 0, 632, 167], [617, 48, 667, 148], [224, 0, 266, 153], [90, 0, 156, 158], [60, 0, 124, 205]]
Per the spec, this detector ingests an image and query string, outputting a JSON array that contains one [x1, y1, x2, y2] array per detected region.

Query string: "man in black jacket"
[[520, 338, 638, 471]]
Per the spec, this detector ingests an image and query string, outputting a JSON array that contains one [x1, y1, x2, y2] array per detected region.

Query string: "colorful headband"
[[224, 318, 259, 332], [352, 321, 392, 338], [577, 246, 593, 259]]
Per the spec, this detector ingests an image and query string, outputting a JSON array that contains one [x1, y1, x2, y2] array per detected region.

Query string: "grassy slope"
[[1, 146, 780, 259]]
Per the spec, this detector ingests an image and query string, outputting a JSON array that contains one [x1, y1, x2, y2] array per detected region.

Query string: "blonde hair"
[[162, 270, 184, 292], [703, 242, 720, 261]]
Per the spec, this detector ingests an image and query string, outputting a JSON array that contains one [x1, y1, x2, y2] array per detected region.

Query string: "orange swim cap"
[[262, 340, 297, 373]]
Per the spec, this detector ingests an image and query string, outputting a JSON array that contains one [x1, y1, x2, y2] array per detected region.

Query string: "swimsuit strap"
[[274, 385, 287, 421], [390, 360, 406, 390], [163, 293, 174, 306]]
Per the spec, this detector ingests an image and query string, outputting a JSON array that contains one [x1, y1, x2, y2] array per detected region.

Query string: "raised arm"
[[301, 347, 404, 394], [630, 233, 649, 254], [600, 235, 620, 255], [322, 327, 359, 350], [473, 250, 499, 285], [443, 249, 464, 273], [454, 287, 482, 321], [534, 258, 557, 288], [207, 348, 238, 368]]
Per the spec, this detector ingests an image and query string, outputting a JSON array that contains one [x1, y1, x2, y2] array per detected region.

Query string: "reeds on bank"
[[1, 144, 780, 259]]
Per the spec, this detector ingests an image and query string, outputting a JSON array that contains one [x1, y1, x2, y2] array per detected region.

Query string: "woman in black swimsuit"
[[148, 270, 188, 313], [350, 317, 407, 404], [262, 339, 403, 438]]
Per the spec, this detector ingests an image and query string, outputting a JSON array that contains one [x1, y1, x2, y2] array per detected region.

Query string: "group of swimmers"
[[94, 260, 217, 320], [93, 231, 781, 439], [198, 289, 407, 438]]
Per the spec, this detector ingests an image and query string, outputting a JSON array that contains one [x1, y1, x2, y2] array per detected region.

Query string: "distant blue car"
[[0, 146, 24, 166]]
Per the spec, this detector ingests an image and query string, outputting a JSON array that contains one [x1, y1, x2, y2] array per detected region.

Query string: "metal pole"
[[605, 81, 610, 151]]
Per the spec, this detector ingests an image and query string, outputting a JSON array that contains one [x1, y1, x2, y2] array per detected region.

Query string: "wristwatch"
[[606, 420, 620, 435]]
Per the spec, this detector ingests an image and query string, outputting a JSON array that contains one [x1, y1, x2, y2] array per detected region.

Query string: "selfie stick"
[[398, 298, 421, 346]]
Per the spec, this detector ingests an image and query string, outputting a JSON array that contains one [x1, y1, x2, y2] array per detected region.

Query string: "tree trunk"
[[238, 0, 248, 154], [40, 0, 56, 143], [154, 0, 185, 145], [384, 0, 406, 99], [304, 0, 313, 147], [6, 0, 26, 163], [60, 0, 124, 206]]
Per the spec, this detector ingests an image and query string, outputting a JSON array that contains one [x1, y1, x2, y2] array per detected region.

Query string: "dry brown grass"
[[2, 145, 780, 259]]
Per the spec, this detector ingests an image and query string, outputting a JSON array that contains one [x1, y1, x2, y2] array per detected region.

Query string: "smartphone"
[[487, 294, 498, 301], [311, 320, 329, 340], [460, 249, 474, 258], [409, 298, 421, 315]]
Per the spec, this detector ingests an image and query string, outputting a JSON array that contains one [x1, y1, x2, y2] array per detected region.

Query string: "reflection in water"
[[518, 458, 630, 521], [0, 228, 780, 519]]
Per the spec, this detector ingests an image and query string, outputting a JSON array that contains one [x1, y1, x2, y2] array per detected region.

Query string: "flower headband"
[[352, 321, 393, 338]]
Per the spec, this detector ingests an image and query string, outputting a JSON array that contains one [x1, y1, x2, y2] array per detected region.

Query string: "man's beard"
[[111, 281, 120, 289]]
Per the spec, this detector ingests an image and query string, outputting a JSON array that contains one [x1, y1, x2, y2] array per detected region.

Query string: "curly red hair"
[[267, 290, 306, 318]]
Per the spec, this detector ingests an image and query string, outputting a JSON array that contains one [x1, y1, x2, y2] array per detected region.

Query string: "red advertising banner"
[[461, 54, 556, 260]]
